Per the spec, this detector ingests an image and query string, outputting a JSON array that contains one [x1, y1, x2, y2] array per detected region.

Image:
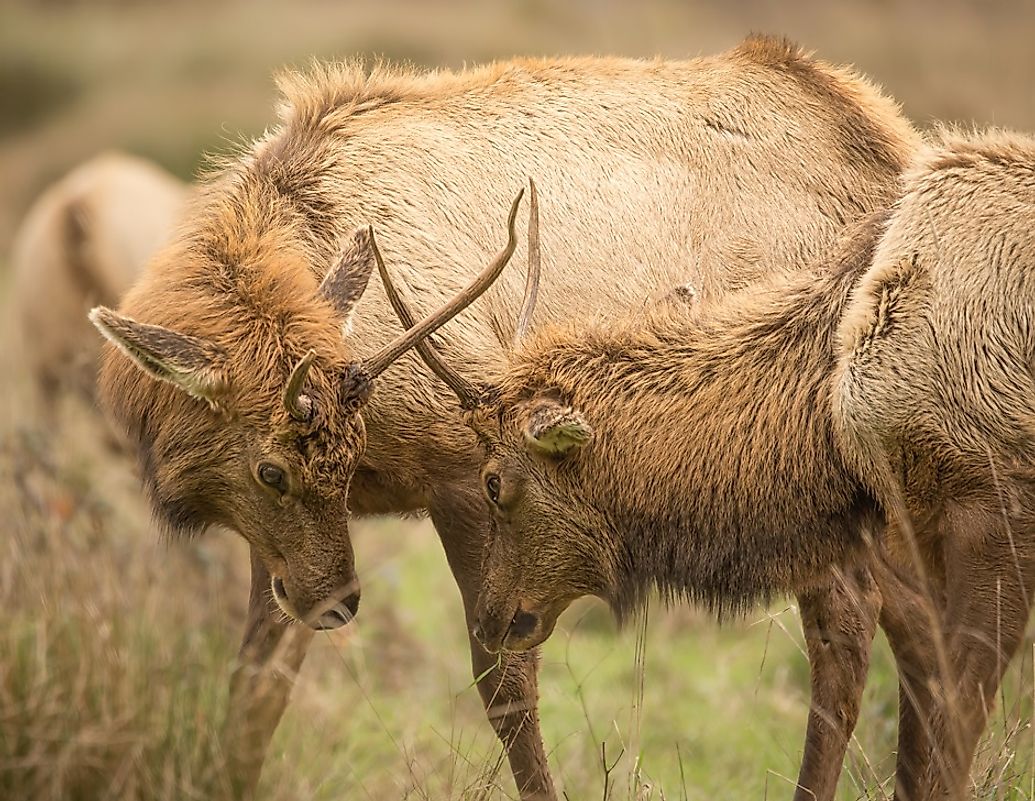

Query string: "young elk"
[[90, 36, 919, 801], [92, 190, 524, 629], [396, 130, 1035, 800]]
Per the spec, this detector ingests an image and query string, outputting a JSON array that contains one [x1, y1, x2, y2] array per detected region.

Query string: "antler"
[[513, 177, 541, 346], [371, 233, 483, 410], [359, 188, 524, 388], [283, 349, 316, 421]]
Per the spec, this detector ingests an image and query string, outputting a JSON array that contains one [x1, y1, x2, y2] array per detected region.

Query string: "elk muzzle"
[[271, 573, 361, 631]]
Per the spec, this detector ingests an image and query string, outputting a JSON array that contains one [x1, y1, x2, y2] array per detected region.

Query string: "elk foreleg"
[[430, 493, 558, 801], [794, 563, 881, 801], [221, 548, 314, 800], [870, 541, 949, 801]]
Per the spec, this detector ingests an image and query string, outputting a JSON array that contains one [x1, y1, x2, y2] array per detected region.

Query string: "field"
[[2, 1, 1035, 799]]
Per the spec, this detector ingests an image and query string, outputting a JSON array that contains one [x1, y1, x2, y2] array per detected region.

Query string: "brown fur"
[[94, 38, 919, 800], [10, 152, 187, 401], [467, 130, 1035, 801]]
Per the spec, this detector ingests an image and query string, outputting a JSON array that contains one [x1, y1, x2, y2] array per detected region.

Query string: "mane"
[[177, 58, 535, 341], [907, 125, 1035, 181], [273, 58, 511, 132]]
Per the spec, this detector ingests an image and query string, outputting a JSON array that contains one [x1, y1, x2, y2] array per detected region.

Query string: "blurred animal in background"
[[10, 151, 188, 408]]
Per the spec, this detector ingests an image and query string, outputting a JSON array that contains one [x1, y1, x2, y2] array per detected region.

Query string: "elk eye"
[[485, 474, 502, 505], [258, 463, 287, 493]]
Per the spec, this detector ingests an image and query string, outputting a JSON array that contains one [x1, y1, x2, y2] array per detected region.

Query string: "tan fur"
[[10, 152, 187, 401], [94, 38, 919, 800], [468, 130, 1035, 801], [834, 129, 1035, 799]]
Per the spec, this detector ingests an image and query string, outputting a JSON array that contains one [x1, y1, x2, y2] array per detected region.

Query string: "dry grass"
[[2, 1, 1035, 799], [3, 376, 1035, 799]]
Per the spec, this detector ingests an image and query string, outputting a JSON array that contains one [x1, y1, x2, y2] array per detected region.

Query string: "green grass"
[[5, 404, 1032, 801]]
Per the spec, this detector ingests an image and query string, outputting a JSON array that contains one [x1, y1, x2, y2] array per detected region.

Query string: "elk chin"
[[270, 574, 300, 621]]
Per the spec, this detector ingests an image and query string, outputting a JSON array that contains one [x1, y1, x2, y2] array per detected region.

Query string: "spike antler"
[[371, 234, 483, 410], [375, 180, 540, 411], [283, 349, 316, 421], [513, 177, 541, 346], [356, 188, 524, 403]]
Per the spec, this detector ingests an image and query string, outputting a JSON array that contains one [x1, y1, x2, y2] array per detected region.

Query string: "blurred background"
[[1, 1, 1033, 800]]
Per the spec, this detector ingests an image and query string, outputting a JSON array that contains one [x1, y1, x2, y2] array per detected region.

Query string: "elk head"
[[91, 189, 525, 630], [379, 180, 610, 652]]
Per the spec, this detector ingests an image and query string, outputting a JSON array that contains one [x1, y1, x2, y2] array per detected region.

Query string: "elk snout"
[[271, 574, 361, 631], [311, 589, 361, 631]]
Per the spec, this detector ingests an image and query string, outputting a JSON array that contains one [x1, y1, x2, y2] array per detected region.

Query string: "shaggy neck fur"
[[501, 215, 889, 617]]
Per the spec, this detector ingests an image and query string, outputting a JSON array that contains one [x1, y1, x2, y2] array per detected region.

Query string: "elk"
[[398, 129, 1035, 800], [11, 152, 188, 404], [89, 37, 920, 801]]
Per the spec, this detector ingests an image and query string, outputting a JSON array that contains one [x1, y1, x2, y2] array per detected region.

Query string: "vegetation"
[[2, 1, 1034, 798]]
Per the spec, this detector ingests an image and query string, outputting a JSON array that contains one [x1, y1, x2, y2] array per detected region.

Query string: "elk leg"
[[875, 566, 940, 801], [221, 547, 314, 800], [794, 563, 881, 801], [430, 495, 558, 801], [914, 508, 1035, 801]]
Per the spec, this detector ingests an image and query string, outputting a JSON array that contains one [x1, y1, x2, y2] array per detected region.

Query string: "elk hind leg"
[[795, 563, 881, 801], [918, 507, 1035, 800]]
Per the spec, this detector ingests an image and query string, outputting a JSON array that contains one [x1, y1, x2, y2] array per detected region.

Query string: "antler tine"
[[513, 177, 541, 347], [361, 187, 525, 384], [370, 231, 484, 409]]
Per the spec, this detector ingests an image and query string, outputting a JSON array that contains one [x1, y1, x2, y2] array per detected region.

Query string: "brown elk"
[[90, 37, 919, 800], [400, 129, 1035, 800], [11, 152, 188, 404]]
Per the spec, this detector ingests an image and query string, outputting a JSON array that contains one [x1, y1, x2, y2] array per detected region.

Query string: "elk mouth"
[[270, 575, 360, 630], [312, 594, 360, 630]]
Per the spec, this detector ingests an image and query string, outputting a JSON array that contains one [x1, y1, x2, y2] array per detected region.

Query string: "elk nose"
[[313, 591, 360, 631], [509, 609, 539, 640]]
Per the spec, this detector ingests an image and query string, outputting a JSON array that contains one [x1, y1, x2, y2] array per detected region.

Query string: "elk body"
[[427, 131, 1035, 800], [11, 152, 187, 402], [90, 38, 919, 800]]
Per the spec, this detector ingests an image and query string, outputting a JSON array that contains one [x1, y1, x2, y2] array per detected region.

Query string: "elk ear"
[[319, 226, 376, 335], [522, 397, 593, 457], [89, 306, 226, 405]]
